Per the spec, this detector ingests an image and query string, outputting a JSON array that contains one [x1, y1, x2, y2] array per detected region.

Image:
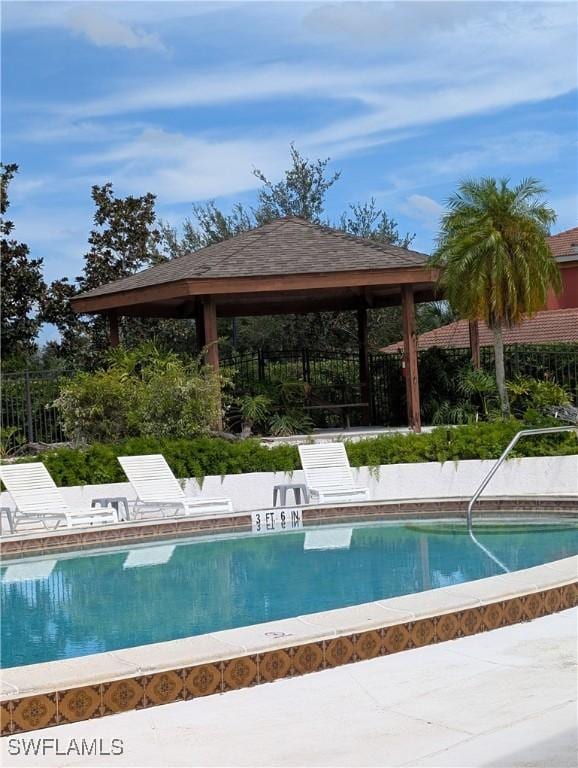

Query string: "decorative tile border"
[[1, 496, 576, 559], [2, 578, 576, 736]]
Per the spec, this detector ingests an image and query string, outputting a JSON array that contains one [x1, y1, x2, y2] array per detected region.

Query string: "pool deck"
[[3, 608, 575, 767], [260, 425, 438, 445]]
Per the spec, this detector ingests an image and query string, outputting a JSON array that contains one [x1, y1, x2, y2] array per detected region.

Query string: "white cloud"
[[76, 128, 291, 203], [423, 131, 573, 178], [4, 0, 574, 298], [59, 64, 400, 120], [66, 7, 166, 51], [2, 2, 221, 31], [45, 54, 574, 192], [72, 122, 419, 204], [9, 205, 90, 282], [302, 1, 570, 56], [10, 176, 47, 201], [401, 194, 444, 227], [40, 1, 574, 166], [19, 119, 151, 145], [387, 131, 576, 194], [303, 1, 491, 46], [305, 70, 574, 149]]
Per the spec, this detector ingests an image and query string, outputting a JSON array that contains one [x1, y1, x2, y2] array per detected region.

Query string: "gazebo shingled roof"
[[72, 217, 440, 431], [76, 217, 430, 299]]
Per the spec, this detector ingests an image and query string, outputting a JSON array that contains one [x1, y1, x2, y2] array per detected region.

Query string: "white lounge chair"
[[117, 454, 234, 518], [298, 443, 370, 504], [0, 463, 118, 533]]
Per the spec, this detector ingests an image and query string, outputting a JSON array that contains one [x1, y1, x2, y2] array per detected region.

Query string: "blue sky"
[[3, 0, 577, 298]]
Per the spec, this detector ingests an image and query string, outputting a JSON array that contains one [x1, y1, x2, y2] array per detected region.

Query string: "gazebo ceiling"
[[72, 217, 439, 317]]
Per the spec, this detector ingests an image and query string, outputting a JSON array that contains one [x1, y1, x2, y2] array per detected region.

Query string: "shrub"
[[507, 376, 571, 417], [225, 375, 315, 436], [54, 343, 223, 443], [54, 370, 132, 443], [433, 372, 572, 426], [19, 419, 577, 487], [269, 412, 315, 436], [0, 427, 26, 458]]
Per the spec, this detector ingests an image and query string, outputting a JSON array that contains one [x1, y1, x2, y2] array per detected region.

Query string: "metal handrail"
[[467, 425, 577, 535]]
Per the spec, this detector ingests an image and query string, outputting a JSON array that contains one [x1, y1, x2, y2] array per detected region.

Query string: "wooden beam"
[[71, 266, 440, 314], [214, 287, 437, 317], [469, 320, 481, 369], [357, 307, 371, 426], [81, 287, 439, 320], [401, 285, 421, 433], [218, 296, 367, 317], [108, 313, 120, 348]]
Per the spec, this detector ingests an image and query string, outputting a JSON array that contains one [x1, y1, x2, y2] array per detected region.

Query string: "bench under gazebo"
[[72, 217, 439, 432]]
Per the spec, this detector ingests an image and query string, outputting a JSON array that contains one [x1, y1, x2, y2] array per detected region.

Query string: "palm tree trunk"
[[493, 323, 510, 418]]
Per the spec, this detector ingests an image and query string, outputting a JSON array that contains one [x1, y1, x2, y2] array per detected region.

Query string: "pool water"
[[2, 521, 577, 668]]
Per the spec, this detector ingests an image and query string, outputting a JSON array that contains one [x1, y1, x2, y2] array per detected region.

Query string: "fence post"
[[257, 349, 265, 382], [24, 370, 35, 444], [302, 349, 311, 383]]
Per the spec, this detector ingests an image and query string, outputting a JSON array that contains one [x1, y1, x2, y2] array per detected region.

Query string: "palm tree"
[[431, 178, 560, 417]]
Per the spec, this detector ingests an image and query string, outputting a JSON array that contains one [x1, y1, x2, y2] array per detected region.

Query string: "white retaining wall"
[[2, 456, 576, 514]]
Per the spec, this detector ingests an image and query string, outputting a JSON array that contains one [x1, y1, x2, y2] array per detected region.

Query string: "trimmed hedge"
[[16, 419, 577, 487]]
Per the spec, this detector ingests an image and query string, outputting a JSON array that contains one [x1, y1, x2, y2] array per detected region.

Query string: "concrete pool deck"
[[2, 608, 576, 767]]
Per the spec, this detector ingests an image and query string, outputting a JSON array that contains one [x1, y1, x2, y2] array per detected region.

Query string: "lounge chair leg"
[[0, 507, 15, 534]]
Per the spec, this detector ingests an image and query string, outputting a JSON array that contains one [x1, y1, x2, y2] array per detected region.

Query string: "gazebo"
[[72, 217, 439, 431]]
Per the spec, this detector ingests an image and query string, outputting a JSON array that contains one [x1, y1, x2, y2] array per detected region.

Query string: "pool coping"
[[1, 494, 576, 559], [1, 552, 577, 736]]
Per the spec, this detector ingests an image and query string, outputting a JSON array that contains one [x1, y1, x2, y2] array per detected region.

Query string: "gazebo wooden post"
[[202, 296, 222, 430], [357, 307, 371, 425], [108, 312, 120, 348], [401, 285, 421, 432], [202, 297, 220, 372], [469, 320, 481, 368]]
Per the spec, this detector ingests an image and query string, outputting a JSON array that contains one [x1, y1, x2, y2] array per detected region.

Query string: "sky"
[[3, 1, 578, 313]]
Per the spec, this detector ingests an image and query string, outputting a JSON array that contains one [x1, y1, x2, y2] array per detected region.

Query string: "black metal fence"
[[485, 344, 578, 390], [1, 370, 74, 444], [222, 348, 360, 389], [380, 345, 578, 426], [2, 344, 576, 443], [369, 352, 405, 426], [223, 344, 578, 427], [222, 349, 367, 428]]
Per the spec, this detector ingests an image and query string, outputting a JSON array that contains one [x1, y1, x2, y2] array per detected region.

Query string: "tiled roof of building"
[[382, 308, 578, 352], [548, 226, 578, 260], [77, 217, 430, 300]]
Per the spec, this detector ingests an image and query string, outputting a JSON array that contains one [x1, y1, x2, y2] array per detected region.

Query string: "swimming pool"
[[2, 520, 577, 668]]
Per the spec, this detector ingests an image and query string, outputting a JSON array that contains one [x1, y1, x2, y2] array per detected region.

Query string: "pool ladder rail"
[[466, 425, 577, 574]]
